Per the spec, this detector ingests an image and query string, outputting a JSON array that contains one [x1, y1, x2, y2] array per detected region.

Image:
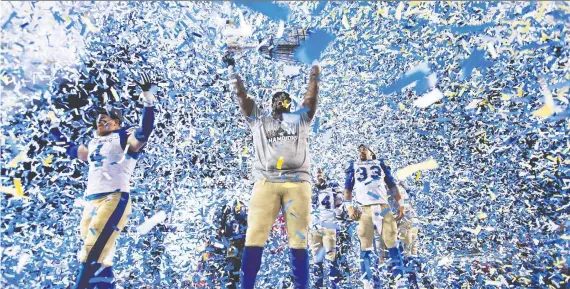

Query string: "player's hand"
[[310, 64, 320, 79], [348, 206, 361, 221], [134, 72, 153, 92], [222, 52, 236, 67], [396, 205, 405, 221]]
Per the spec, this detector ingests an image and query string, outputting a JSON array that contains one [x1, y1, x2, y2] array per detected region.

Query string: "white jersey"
[[312, 188, 342, 229], [397, 184, 418, 218], [345, 159, 395, 206], [86, 127, 138, 198]]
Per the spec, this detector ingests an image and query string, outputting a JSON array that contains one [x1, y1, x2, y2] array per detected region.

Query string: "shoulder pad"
[[329, 182, 340, 189], [380, 158, 390, 167]]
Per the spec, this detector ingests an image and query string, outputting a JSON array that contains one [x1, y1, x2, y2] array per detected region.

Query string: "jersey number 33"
[[355, 164, 384, 183]]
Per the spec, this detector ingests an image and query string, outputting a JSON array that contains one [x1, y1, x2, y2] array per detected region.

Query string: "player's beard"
[[272, 103, 290, 114]]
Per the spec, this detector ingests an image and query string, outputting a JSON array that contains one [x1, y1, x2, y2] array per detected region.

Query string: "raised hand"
[[310, 64, 320, 79], [134, 72, 153, 92], [222, 52, 236, 68]]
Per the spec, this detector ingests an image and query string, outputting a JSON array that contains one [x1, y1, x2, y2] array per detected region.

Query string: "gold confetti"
[[43, 154, 54, 166], [13, 179, 28, 199], [47, 111, 59, 123], [276, 156, 284, 169]]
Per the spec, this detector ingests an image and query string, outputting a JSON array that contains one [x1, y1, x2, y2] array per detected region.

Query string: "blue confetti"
[[234, 2, 290, 21], [294, 29, 335, 65]]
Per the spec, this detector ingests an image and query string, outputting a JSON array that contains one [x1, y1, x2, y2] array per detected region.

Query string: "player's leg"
[[335, 229, 351, 286], [228, 239, 245, 289], [401, 220, 420, 289], [357, 206, 374, 289], [74, 201, 96, 289], [74, 192, 131, 289], [241, 181, 281, 289], [323, 228, 338, 289], [282, 182, 311, 289], [309, 229, 325, 288], [370, 205, 390, 286], [373, 232, 389, 286], [380, 205, 404, 285]]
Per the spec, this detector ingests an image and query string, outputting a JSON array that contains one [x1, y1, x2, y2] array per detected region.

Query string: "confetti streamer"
[[396, 159, 439, 181], [234, 2, 290, 22], [294, 29, 335, 65], [413, 88, 444, 108], [137, 211, 167, 235], [1, 2, 568, 288]]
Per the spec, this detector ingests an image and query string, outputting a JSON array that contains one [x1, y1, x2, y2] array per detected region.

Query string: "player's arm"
[[49, 125, 89, 162], [343, 161, 360, 220], [301, 65, 320, 119], [223, 53, 254, 118], [379, 159, 405, 221], [128, 72, 156, 152]]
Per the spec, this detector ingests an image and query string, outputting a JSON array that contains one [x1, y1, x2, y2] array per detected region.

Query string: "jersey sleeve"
[[379, 159, 396, 189], [344, 160, 355, 191], [298, 106, 311, 124], [247, 105, 262, 126], [119, 127, 142, 158]]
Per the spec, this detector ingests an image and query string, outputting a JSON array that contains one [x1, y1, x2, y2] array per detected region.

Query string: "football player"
[[396, 181, 420, 289], [310, 170, 341, 289], [343, 144, 405, 289], [219, 199, 248, 289], [223, 53, 320, 289], [49, 73, 156, 289]]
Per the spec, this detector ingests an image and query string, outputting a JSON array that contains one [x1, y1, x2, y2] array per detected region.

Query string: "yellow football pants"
[[357, 204, 398, 251], [309, 228, 337, 261], [399, 217, 419, 256], [79, 192, 131, 266], [245, 181, 311, 249]]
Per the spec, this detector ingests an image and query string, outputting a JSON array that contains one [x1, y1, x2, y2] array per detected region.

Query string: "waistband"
[[360, 202, 389, 207], [86, 191, 129, 201]]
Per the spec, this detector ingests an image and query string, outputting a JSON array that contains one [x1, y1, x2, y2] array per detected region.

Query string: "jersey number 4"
[[356, 166, 383, 182]]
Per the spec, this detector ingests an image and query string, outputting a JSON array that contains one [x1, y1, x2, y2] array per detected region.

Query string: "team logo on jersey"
[[267, 123, 298, 143]]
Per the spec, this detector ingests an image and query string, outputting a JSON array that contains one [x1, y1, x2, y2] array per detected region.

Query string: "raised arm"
[[301, 65, 320, 119], [223, 53, 254, 118], [128, 72, 156, 152], [49, 125, 89, 162]]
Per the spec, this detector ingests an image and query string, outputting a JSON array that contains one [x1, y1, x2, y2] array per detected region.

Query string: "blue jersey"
[[222, 206, 248, 242]]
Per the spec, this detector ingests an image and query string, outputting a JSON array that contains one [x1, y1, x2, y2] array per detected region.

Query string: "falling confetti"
[[0, 1, 568, 289]]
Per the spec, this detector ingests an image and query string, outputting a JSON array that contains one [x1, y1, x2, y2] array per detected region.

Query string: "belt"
[[85, 191, 128, 201]]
